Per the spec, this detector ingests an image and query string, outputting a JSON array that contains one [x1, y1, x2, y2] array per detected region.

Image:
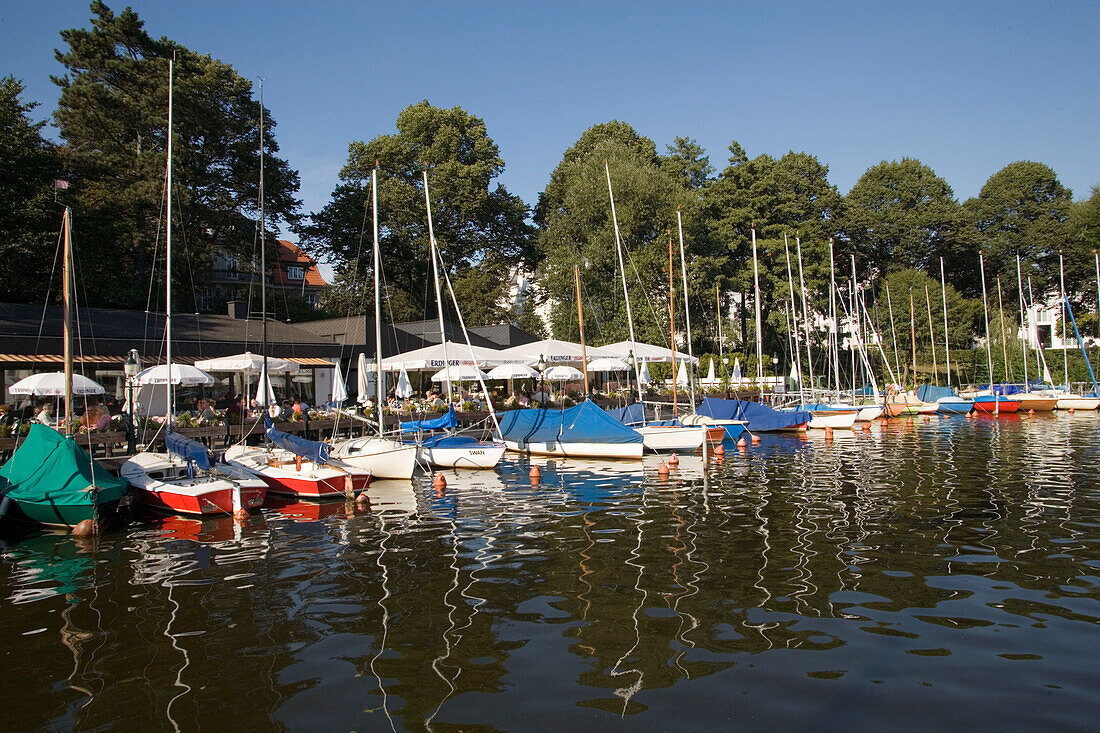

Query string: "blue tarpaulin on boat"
[[165, 430, 212, 471], [264, 418, 330, 464], [400, 406, 459, 433], [695, 397, 811, 432], [916, 384, 959, 402], [499, 400, 642, 445]]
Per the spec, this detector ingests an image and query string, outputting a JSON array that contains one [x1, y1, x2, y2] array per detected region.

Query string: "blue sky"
[[4, 0, 1098, 257]]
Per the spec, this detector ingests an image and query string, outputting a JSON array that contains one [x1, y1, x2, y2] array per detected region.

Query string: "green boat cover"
[[0, 424, 128, 525]]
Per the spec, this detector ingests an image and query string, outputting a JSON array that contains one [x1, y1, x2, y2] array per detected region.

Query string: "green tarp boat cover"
[[0, 424, 128, 520]]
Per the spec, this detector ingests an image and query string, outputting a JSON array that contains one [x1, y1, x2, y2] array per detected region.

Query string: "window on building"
[[287, 266, 305, 281], [305, 292, 320, 308]]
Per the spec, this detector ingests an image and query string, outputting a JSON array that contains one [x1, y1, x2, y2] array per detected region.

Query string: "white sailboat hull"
[[807, 411, 858, 429], [504, 440, 644, 459], [331, 436, 419, 479], [418, 441, 507, 469], [1056, 396, 1100, 410], [634, 425, 705, 451]]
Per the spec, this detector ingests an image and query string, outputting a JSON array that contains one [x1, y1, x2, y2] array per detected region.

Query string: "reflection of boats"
[[499, 401, 644, 459], [145, 513, 250, 543]]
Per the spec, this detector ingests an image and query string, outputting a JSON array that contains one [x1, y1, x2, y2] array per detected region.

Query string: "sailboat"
[[971, 251, 1020, 414], [329, 164, 420, 478], [0, 209, 128, 529], [121, 59, 267, 516], [601, 167, 704, 451], [223, 79, 371, 499], [396, 168, 507, 469]]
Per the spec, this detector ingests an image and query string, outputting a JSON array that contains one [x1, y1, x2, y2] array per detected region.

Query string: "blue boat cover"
[[695, 397, 811, 432], [915, 384, 960, 402], [400, 406, 459, 433], [264, 417, 330, 464], [499, 399, 642, 445], [416, 434, 484, 449], [166, 430, 212, 471]]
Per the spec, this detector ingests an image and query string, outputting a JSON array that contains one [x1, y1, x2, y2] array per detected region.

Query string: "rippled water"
[[2, 413, 1099, 731]]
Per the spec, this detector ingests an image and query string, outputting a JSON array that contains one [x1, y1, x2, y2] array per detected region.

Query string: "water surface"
[[2, 413, 1098, 731]]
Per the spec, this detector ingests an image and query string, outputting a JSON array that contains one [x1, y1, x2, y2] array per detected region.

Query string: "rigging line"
[[34, 222, 65, 356]]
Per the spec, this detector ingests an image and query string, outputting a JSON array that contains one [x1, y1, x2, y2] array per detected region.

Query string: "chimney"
[[227, 300, 247, 319]]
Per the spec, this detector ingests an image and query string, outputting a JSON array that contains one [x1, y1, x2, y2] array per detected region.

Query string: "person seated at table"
[[36, 402, 54, 425], [0, 403, 13, 427], [226, 395, 245, 425], [290, 399, 304, 420], [196, 398, 217, 424], [268, 401, 283, 420]]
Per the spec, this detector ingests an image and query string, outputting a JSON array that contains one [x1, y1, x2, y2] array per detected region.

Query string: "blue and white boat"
[[401, 406, 506, 469], [604, 403, 705, 452], [499, 400, 644, 459], [684, 398, 804, 435]]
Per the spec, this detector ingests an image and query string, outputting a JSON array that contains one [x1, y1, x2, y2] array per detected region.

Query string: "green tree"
[[966, 161, 1072, 301], [53, 1, 300, 309], [841, 158, 972, 288], [660, 136, 714, 190], [1068, 185, 1100, 313], [536, 122, 695, 346], [299, 101, 533, 326], [0, 76, 62, 303], [704, 144, 843, 359]]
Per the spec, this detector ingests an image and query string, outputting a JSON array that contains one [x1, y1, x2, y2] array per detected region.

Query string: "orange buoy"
[[737, 436, 747, 448], [657, 462, 670, 477], [824, 426, 833, 441], [668, 453, 679, 466], [751, 434, 761, 445], [862, 422, 871, 432], [906, 416, 913, 425], [433, 472, 447, 490], [234, 508, 249, 521], [923, 415, 930, 422], [355, 492, 371, 507], [71, 519, 97, 537], [1028, 408, 1035, 415], [529, 464, 542, 479], [713, 443, 725, 456], [1069, 408, 1075, 414], [295, 454, 303, 472]]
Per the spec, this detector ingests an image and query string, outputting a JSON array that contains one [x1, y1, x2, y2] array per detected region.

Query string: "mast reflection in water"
[[1, 414, 1099, 730]]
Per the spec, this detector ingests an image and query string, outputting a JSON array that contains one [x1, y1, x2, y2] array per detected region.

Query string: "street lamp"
[[536, 354, 547, 406], [124, 348, 140, 454]]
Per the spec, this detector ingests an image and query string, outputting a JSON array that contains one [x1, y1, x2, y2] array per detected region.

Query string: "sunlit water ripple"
[[1, 412, 1098, 731]]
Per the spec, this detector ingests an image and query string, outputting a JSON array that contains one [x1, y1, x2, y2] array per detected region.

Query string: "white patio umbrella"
[[356, 352, 370, 405], [586, 357, 631, 372], [136, 364, 217, 386], [329, 359, 348, 405], [706, 358, 716, 382], [194, 352, 299, 373], [591, 340, 698, 364], [430, 364, 491, 382], [495, 338, 588, 365], [9, 372, 105, 396], [676, 360, 689, 387], [487, 363, 540, 379], [544, 365, 585, 381], [396, 367, 414, 399], [789, 361, 800, 384], [638, 361, 652, 386], [731, 357, 742, 381]]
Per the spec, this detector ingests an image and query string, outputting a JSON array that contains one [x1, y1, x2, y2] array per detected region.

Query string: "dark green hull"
[[4, 495, 121, 529]]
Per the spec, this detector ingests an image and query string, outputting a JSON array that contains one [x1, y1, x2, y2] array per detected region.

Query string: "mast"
[[422, 169, 452, 400], [167, 59, 175, 421], [996, 276, 1010, 383], [940, 258, 952, 388], [574, 265, 589, 395], [676, 210, 696, 409], [716, 285, 724, 369], [1027, 276, 1054, 384], [828, 238, 839, 397], [1016, 254, 1030, 391], [925, 284, 938, 383], [784, 234, 803, 401], [372, 165, 384, 436], [979, 251, 997, 413], [796, 237, 815, 401], [850, 255, 860, 397], [909, 288, 917, 390], [885, 280, 902, 385], [62, 207, 73, 434], [668, 232, 677, 415], [751, 227, 763, 388], [258, 76, 268, 406], [1059, 251, 1069, 387], [605, 162, 643, 404]]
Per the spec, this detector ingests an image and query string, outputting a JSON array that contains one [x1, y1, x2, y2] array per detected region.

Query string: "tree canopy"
[[52, 1, 300, 309], [298, 101, 533, 325]]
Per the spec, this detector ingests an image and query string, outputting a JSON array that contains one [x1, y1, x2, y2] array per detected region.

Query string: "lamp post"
[[537, 354, 547, 406], [124, 349, 139, 454]]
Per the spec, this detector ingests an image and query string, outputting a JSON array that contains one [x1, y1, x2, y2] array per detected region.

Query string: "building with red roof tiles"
[[205, 240, 328, 313]]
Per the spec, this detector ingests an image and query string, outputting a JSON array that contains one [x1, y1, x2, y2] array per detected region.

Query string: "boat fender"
[[751, 434, 761, 444], [433, 472, 447, 490], [668, 453, 679, 466], [657, 462, 669, 476], [713, 443, 725, 457], [71, 519, 97, 537], [736, 436, 747, 448], [295, 455, 302, 472], [529, 464, 541, 479]]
